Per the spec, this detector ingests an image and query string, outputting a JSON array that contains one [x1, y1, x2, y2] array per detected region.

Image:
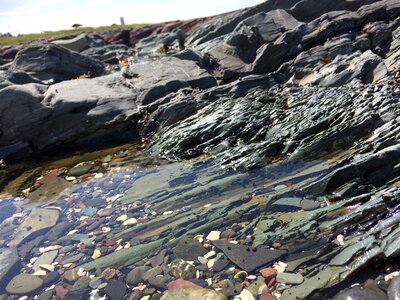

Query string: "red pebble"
[[260, 292, 277, 300], [272, 242, 282, 248], [260, 267, 277, 278], [55, 285, 69, 298], [167, 279, 201, 290], [103, 239, 117, 247], [268, 277, 276, 288]]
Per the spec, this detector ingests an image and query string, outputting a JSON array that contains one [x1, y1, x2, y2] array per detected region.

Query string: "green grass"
[[0, 23, 149, 46]]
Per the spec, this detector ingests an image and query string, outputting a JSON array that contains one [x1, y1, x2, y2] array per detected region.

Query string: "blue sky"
[[0, 0, 264, 35]]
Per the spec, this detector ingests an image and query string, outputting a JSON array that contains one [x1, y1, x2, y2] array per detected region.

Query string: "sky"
[[0, 0, 264, 35]]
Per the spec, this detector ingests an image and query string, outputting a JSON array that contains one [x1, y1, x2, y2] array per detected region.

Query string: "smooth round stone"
[[6, 274, 43, 294]]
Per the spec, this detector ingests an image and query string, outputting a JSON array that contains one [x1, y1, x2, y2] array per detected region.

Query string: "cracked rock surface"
[[1, 0, 400, 299]]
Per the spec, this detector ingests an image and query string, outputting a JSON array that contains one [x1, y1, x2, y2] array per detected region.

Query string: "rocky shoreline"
[[1, 0, 400, 299]]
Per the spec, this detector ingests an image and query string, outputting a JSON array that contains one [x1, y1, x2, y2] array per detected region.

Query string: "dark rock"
[[105, 279, 127, 300], [212, 254, 230, 272], [173, 237, 207, 261], [125, 266, 151, 285], [10, 44, 105, 82], [149, 249, 167, 267], [220, 229, 236, 239], [81, 44, 129, 64], [142, 266, 163, 281], [136, 30, 186, 54], [147, 276, 168, 291], [213, 240, 287, 272], [39, 290, 54, 300], [335, 285, 387, 300], [43, 271, 60, 285], [0, 70, 42, 90], [46, 222, 73, 241], [388, 276, 400, 300], [71, 276, 91, 292], [51, 33, 105, 52]]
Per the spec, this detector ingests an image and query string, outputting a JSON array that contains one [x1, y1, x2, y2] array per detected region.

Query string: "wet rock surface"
[[1, 0, 400, 299]]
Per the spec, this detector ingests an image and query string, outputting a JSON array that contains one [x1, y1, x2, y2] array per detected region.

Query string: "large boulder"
[[0, 55, 216, 160], [9, 44, 105, 82], [51, 33, 105, 52], [122, 56, 217, 105]]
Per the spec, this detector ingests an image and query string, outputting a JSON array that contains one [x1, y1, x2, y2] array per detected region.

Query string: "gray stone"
[[136, 30, 186, 54], [276, 272, 304, 285], [147, 275, 168, 291], [71, 276, 91, 292], [32, 250, 58, 271], [212, 253, 230, 272], [11, 208, 59, 247], [142, 266, 163, 281], [235, 9, 301, 43], [0, 70, 42, 90], [123, 56, 216, 105], [59, 253, 85, 265], [173, 237, 207, 261], [67, 164, 92, 177], [300, 199, 320, 211], [45, 222, 73, 241], [6, 273, 43, 294], [271, 197, 303, 212], [52, 33, 105, 52], [10, 43, 105, 82], [125, 266, 151, 285], [81, 44, 128, 64]]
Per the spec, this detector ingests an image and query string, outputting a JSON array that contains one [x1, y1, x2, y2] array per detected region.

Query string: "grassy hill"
[[0, 23, 149, 46]]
